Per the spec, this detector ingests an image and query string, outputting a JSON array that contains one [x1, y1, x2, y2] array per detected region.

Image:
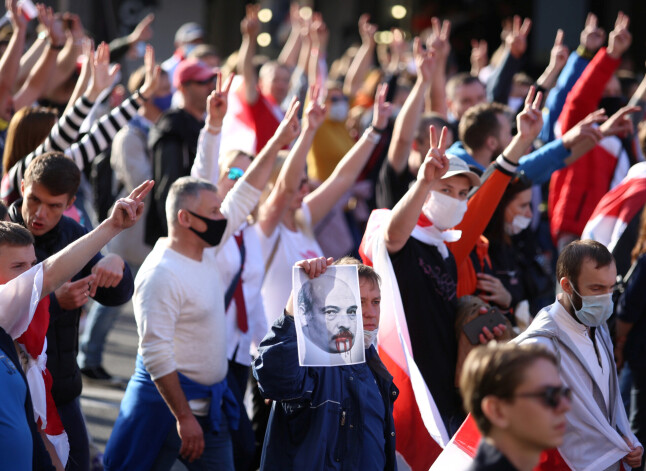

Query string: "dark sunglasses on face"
[[227, 167, 245, 181], [514, 386, 572, 409], [189, 78, 214, 86], [328, 95, 347, 103]]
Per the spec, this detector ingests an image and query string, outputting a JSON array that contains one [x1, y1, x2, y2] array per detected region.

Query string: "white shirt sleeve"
[[190, 127, 222, 184], [0, 264, 43, 339], [218, 180, 262, 252]]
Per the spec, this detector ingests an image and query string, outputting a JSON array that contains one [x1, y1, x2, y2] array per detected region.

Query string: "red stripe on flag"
[[452, 415, 480, 457], [378, 347, 443, 470]]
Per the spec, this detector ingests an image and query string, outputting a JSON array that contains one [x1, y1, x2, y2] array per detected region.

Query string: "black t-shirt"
[[376, 159, 415, 210], [389, 237, 462, 429]]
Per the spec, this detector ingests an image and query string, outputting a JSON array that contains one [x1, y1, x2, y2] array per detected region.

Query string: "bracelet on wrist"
[[135, 89, 149, 102], [206, 123, 222, 134], [576, 44, 595, 61], [370, 124, 387, 135], [50, 42, 65, 51]]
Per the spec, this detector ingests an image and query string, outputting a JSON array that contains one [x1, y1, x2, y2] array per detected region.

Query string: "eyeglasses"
[[226, 167, 244, 181], [513, 386, 572, 409]]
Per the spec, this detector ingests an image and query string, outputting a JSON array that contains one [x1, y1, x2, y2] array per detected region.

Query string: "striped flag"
[[582, 161, 646, 252], [360, 209, 448, 470]]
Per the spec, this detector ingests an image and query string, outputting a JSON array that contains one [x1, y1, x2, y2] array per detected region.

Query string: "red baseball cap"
[[173, 58, 216, 88]]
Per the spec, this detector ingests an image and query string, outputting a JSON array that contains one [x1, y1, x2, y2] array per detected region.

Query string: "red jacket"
[[548, 48, 621, 241]]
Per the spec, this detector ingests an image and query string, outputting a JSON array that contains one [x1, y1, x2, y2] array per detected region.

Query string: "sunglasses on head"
[[514, 386, 572, 409], [227, 167, 244, 181]]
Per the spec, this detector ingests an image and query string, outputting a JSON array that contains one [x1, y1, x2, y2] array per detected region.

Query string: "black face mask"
[[187, 210, 227, 246]]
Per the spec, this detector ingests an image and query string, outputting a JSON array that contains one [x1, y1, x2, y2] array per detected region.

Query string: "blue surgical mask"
[[567, 281, 614, 327], [152, 93, 173, 112], [182, 43, 197, 57]]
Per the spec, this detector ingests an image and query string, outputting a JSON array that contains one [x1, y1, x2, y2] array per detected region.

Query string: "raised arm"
[[42, 13, 86, 96], [307, 13, 328, 88], [388, 38, 435, 174], [278, 3, 304, 68], [426, 17, 450, 116], [238, 4, 261, 105], [535, 29, 569, 92], [0, 0, 28, 98], [306, 83, 392, 226], [190, 73, 234, 183], [343, 14, 376, 98], [13, 5, 66, 110], [385, 125, 450, 254], [41, 181, 153, 296], [258, 86, 325, 237], [486, 16, 531, 105]]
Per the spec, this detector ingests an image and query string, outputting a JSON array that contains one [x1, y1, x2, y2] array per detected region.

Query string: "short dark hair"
[[23, 152, 81, 198], [460, 342, 558, 435], [459, 102, 511, 152], [0, 221, 34, 248], [556, 239, 614, 287], [334, 256, 381, 287], [446, 73, 484, 100]]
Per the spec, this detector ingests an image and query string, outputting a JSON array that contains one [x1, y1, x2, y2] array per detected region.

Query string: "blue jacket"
[[539, 51, 590, 144], [254, 314, 399, 471], [447, 139, 570, 186]]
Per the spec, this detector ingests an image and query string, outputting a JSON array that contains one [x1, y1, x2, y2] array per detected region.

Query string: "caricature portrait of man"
[[297, 274, 361, 364]]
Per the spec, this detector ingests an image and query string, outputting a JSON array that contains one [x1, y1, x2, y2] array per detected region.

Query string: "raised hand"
[[418, 125, 450, 183], [607, 12, 631, 59], [470, 39, 488, 76], [303, 85, 327, 132], [516, 86, 543, 142], [138, 44, 161, 100], [88, 42, 120, 100], [506, 15, 532, 59], [426, 17, 451, 61], [358, 14, 377, 46], [108, 180, 154, 230], [580, 12, 605, 53], [6, 0, 28, 30], [414, 36, 436, 83], [38, 5, 66, 47], [371, 83, 392, 130], [310, 12, 328, 48], [549, 29, 569, 71], [129, 13, 154, 44], [274, 97, 301, 147], [64, 12, 85, 42], [241, 4, 261, 38], [206, 72, 234, 130], [600, 105, 640, 137]]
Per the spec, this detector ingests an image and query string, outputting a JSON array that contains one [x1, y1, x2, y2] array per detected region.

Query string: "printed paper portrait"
[[292, 265, 365, 367]]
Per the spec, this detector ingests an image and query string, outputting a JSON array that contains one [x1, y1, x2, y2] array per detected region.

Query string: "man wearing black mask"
[[104, 89, 290, 467]]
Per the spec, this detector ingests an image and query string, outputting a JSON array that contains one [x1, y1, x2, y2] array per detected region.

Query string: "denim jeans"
[[150, 411, 234, 471], [78, 302, 120, 369], [57, 397, 90, 471]]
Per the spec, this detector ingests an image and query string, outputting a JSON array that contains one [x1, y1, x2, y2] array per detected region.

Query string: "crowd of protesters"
[[2, 0, 646, 470]]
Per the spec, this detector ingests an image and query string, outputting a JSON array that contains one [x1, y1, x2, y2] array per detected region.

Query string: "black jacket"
[[9, 201, 134, 405], [467, 440, 519, 471], [145, 108, 203, 245]]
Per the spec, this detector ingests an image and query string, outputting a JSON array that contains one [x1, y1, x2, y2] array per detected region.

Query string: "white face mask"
[[505, 214, 531, 236], [566, 281, 614, 327], [364, 328, 378, 348], [422, 190, 468, 230], [328, 101, 349, 122]]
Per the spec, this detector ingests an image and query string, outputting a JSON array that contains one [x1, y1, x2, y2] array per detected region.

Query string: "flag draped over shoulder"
[[582, 161, 646, 252], [359, 209, 447, 471]]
